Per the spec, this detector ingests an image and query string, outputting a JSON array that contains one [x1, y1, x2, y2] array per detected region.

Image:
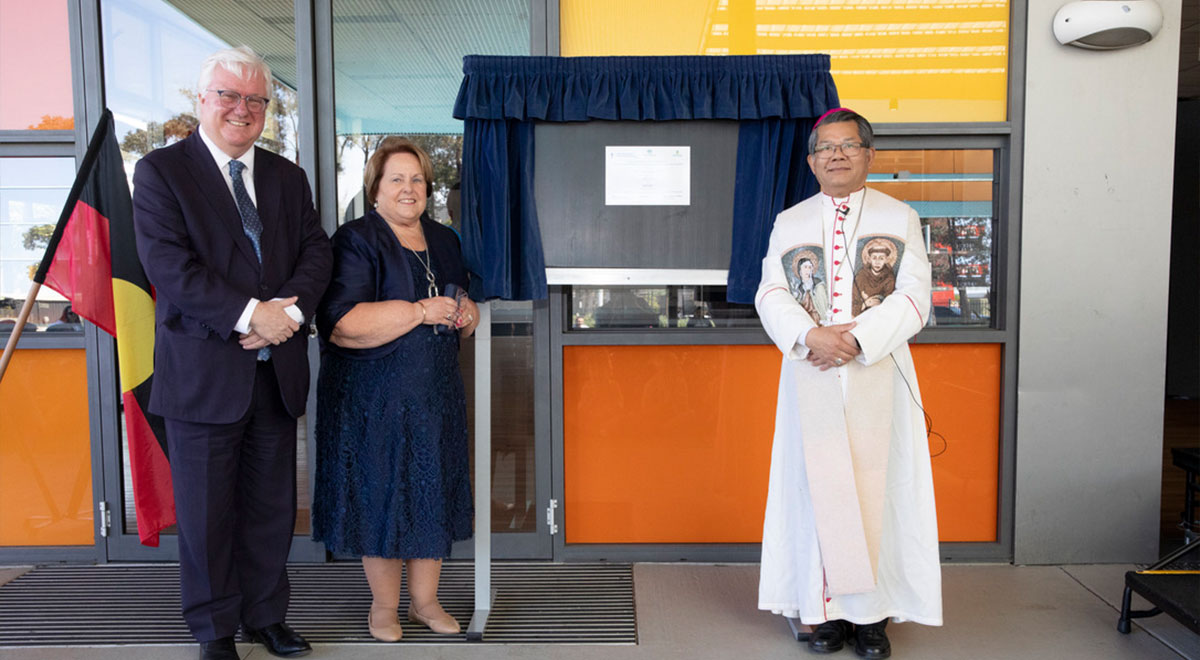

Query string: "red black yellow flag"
[[35, 109, 174, 547]]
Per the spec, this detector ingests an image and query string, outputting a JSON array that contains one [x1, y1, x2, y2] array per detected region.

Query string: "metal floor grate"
[[0, 562, 636, 646]]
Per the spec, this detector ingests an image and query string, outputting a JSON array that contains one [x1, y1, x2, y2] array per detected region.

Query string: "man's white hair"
[[197, 45, 271, 94]]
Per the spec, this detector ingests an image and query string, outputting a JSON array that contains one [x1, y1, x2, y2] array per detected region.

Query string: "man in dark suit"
[[132, 46, 331, 660]]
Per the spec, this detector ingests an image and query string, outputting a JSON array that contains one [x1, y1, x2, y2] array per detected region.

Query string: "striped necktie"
[[228, 159, 270, 361]]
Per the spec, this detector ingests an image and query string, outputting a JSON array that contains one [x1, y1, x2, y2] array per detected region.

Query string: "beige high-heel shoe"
[[368, 606, 404, 642], [407, 603, 461, 634]]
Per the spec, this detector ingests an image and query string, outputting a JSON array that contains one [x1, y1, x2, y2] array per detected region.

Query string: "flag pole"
[[0, 282, 42, 383]]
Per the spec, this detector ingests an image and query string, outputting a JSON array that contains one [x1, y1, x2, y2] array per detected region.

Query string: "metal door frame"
[[450, 299, 555, 560], [94, 0, 559, 563]]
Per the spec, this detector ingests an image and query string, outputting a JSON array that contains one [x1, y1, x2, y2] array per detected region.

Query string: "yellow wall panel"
[[560, 0, 722, 56], [561, 0, 1010, 123]]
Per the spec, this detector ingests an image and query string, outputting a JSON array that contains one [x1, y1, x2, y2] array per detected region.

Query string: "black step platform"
[[1118, 539, 1200, 635]]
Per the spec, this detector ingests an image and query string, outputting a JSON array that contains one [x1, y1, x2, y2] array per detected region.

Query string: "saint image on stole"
[[782, 245, 827, 325], [852, 236, 904, 317]]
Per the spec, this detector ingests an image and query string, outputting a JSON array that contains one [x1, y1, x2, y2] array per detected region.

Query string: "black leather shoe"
[[853, 620, 891, 659], [807, 619, 852, 654], [199, 637, 240, 660], [243, 622, 311, 658]]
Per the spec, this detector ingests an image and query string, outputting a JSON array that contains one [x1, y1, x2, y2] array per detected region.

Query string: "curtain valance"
[[454, 55, 837, 123]]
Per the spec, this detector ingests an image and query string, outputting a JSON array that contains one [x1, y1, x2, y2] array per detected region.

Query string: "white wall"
[[1016, 0, 1182, 564]]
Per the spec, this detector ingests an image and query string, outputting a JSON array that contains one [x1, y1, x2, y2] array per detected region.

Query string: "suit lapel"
[[181, 133, 260, 267], [253, 148, 280, 272]]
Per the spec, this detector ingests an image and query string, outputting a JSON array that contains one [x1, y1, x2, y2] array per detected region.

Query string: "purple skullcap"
[[812, 107, 854, 130]]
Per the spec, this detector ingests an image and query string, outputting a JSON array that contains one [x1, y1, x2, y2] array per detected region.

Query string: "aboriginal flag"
[[35, 109, 174, 547]]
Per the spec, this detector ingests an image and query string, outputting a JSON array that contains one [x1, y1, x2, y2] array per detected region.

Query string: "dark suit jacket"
[[132, 132, 332, 424], [316, 211, 468, 361]]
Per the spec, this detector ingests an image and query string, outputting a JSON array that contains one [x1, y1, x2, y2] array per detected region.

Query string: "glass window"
[[331, 0, 530, 224], [460, 301, 536, 534], [0, 1, 74, 130], [568, 285, 760, 330], [328, 3, 537, 539], [0, 157, 79, 332], [100, 0, 307, 537], [567, 140, 997, 334], [121, 414, 310, 537], [870, 149, 995, 327], [560, 0, 1010, 123], [101, 0, 302, 183]]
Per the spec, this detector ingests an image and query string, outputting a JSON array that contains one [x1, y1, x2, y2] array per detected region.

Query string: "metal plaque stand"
[[467, 301, 495, 641]]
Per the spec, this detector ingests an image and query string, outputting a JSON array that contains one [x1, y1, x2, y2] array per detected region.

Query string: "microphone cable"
[[891, 353, 947, 458]]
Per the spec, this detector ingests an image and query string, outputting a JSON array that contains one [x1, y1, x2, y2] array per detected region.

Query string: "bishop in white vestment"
[[755, 109, 942, 658]]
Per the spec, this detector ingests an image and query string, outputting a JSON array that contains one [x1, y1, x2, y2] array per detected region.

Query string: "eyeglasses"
[[206, 89, 270, 113], [813, 141, 866, 158]]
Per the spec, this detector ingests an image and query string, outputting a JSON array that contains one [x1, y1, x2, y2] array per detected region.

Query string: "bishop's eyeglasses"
[[813, 141, 866, 159], [206, 89, 271, 113]]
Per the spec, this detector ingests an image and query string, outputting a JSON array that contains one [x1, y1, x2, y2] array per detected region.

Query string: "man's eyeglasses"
[[813, 142, 867, 158], [206, 89, 270, 113]]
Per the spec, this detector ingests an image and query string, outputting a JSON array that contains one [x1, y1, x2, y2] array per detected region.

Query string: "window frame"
[[0, 0, 107, 564]]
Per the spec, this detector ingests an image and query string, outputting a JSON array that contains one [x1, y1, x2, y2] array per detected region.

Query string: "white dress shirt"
[[197, 126, 303, 334]]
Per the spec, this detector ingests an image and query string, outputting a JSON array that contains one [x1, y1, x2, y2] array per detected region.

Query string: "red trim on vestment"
[[757, 286, 789, 306], [903, 294, 923, 325], [822, 569, 830, 620]]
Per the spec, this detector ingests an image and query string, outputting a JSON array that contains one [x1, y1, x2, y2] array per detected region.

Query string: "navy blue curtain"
[[727, 118, 819, 302], [460, 119, 545, 300], [453, 55, 838, 301]]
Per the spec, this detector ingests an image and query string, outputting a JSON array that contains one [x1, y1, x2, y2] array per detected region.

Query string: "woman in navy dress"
[[314, 137, 477, 641]]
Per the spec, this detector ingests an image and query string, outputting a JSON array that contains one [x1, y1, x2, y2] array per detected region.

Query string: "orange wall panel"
[[911, 343, 1002, 542], [0, 349, 93, 546], [563, 345, 779, 543], [563, 343, 1001, 544]]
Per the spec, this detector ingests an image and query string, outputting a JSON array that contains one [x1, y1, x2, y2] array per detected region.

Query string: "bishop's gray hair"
[[808, 110, 874, 155]]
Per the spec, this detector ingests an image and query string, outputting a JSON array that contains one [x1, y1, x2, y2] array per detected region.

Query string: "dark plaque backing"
[[534, 120, 740, 269]]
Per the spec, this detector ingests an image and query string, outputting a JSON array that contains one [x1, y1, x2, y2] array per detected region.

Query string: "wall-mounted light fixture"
[[1053, 1, 1163, 50]]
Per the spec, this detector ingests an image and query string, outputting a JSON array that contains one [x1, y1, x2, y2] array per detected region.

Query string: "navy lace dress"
[[313, 212, 473, 558]]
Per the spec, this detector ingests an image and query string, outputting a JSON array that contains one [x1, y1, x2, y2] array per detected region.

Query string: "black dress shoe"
[[853, 620, 891, 659], [198, 637, 240, 660], [807, 619, 852, 654], [243, 622, 312, 658]]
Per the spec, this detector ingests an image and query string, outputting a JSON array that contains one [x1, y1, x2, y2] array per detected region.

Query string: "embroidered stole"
[[793, 361, 893, 595], [787, 190, 900, 596]]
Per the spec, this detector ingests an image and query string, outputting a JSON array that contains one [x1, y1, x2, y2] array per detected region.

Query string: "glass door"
[[96, 0, 322, 560], [327, 0, 549, 559], [453, 300, 553, 559]]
